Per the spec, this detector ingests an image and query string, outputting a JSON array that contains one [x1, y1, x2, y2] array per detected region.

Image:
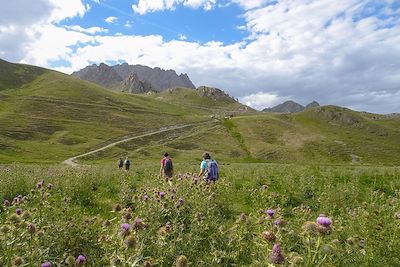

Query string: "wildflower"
[[316, 215, 332, 234], [133, 218, 145, 229], [175, 198, 184, 208], [27, 223, 36, 234], [12, 256, 24, 266], [76, 255, 86, 264], [143, 260, 152, 267], [262, 231, 276, 242], [41, 262, 52, 267], [16, 208, 22, 215], [176, 255, 188, 267], [394, 212, 400, 220], [36, 180, 45, 189], [47, 183, 54, 190], [3, 199, 10, 206], [124, 235, 136, 249], [266, 209, 275, 218], [158, 191, 166, 198], [165, 222, 172, 232], [274, 218, 286, 227], [316, 215, 332, 227], [121, 223, 131, 232], [143, 194, 150, 201], [123, 211, 132, 221], [269, 244, 284, 264], [261, 184, 268, 190]]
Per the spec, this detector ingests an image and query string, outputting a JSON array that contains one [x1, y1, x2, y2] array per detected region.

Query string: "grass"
[[1, 163, 400, 266]]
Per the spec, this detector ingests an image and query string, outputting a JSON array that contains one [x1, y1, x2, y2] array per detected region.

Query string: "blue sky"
[[1, 0, 400, 113]]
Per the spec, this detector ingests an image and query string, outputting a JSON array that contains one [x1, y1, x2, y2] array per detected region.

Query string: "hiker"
[[160, 152, 174, 179], [198, 152, 219, 183], [124, 157, 131, 171], [118, 157, 123, 169]]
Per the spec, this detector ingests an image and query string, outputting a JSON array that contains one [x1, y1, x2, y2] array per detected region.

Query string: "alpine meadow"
[[1, 1, 400, 266]]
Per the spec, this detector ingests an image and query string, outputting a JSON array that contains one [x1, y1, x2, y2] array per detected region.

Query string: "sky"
[[0, 0, 399, 113]]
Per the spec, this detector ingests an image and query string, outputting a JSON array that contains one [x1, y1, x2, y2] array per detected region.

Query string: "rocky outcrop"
[[196, 86, 236, 102], [263, 101, 305, 113], [119, 73, 154, 93], [72, 62, 195, 93]]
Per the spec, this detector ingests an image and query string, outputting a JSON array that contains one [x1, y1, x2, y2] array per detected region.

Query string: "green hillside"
[[0, 60, 217, 163], [1, 59, 399, 165]]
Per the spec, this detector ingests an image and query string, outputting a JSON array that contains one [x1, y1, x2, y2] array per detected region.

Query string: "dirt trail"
[[63, 121, 211, 167]]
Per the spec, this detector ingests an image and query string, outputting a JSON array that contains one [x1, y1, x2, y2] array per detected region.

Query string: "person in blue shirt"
[[198, 152, 219, 183]]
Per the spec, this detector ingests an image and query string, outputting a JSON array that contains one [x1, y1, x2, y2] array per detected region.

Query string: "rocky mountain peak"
[[73, 62, 196, 93], [263, 100, 305, 113], [196, 86, 236, 102], [306, 101, 320, 109]]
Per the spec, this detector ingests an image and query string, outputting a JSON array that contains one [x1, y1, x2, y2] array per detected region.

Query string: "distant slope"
[[72, 62, 196, 93], [263, 100, 320, 113]]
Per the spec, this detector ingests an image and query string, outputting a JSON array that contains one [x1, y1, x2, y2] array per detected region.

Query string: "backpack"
[[164, 158, 173, 172], [206, 160, 219, 181], [118, 159, 123, 166], [125, 159, 130, 165]]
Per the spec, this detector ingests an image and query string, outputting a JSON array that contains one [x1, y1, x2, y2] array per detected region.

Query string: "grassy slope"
[[229, 106, 400, 165], [1, 59, 399, 165], [0, 61, 210, 163]]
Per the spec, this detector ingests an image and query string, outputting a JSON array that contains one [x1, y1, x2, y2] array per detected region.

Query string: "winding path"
[[62, 121, 211, 167]]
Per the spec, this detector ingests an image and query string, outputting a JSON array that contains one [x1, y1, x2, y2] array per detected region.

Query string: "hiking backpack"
[[164, 158, 173, 172], [206, 160, 219, 181], [125, 159, 130, 165]]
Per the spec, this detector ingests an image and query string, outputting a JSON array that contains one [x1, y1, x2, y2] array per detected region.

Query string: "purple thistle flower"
[[143, 194, 149, 201], [16, 208, 22, 215], [41, 262, 52, 267], [158, 191, 166, 197], [36, 180, 45, 189], [316, 216, 332, 227], [76, 255, 86, 263], [266, 209, 275, 217], [3, 199, 10, 206], [121, 223, 131, 231], [272, 244, 282, 254], [269, 244, 284, 264]]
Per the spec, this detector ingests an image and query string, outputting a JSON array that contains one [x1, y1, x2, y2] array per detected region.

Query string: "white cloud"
[[232, 0, 272, 10], [132, 0, 217, 15], [178, 34, 187, 40], [124, 21, 133, 28], [64, 25, 108, 34], [2, 0, 400, 113], [105, 16, 118, 23], [239, 92, 288, 110]]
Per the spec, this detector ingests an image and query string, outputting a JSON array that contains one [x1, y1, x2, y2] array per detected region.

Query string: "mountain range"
[[72, 63, 195, 93], [263, 100, 320, 113]]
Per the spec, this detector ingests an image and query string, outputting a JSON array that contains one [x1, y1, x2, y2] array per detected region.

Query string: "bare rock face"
[[72, 62, 195, 93], [196, 86, 236, 102], [72, 63, 122, 88], [120, 73, 153, 93]]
